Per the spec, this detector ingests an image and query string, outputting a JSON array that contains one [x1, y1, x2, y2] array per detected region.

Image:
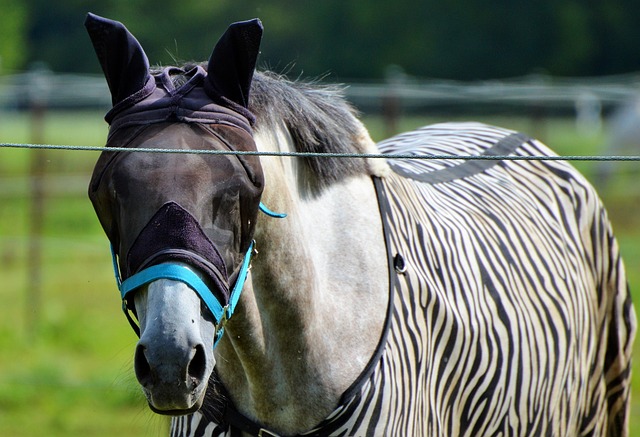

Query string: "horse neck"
[[215, 125, 389, 433]]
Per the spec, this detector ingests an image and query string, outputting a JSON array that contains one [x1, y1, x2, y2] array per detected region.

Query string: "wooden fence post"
[[382, 65, 406, 138], [25, 64, 51, 337]]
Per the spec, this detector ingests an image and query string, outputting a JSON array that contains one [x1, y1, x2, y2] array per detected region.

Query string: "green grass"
[[0, 110, 638, 435]]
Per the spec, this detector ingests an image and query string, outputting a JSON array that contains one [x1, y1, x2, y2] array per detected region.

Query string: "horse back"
[[361, 122, 636, 436]]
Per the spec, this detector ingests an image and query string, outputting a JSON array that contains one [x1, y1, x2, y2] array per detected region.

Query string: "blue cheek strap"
[[112, 240, 254, 347], [110, 202, 285, 347]]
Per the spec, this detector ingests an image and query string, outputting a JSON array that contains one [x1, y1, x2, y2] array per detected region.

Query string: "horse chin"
[[148, 401, 204, 417], [145, 386, 207, 416]]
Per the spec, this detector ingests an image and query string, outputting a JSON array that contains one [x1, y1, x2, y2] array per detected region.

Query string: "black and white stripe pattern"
[[172, 122, 635, 436]]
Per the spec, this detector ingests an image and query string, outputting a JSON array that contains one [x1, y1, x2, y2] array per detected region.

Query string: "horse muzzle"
[[121, 203, 225, 414], [132, 278, 217, 415]]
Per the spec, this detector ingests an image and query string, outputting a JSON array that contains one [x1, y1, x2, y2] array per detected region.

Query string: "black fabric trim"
[[222, 176, 396, 436], [224, 406, 269, 436], [388, 132, 530, 184], [338, 176, 395, 403], [105, 66, 255, 137]]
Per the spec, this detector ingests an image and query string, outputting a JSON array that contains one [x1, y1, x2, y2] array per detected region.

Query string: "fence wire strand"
[[1, 142, 640, 162]]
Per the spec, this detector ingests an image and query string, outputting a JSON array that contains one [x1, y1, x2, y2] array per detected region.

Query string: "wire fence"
[[2, 142, 640, 162]]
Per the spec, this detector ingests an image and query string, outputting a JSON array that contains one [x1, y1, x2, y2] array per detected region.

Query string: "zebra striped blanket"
[[173, 122, 635, 436]]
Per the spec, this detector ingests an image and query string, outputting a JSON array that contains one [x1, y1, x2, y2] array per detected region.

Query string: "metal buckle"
[[214, 304, 231, 341], [249, 244, 258, 271]]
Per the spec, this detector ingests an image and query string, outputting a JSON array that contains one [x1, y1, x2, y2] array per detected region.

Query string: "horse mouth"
[[148, 401, 203, 416], [142, 382, 208, 416], [146, 390, 206, 416]]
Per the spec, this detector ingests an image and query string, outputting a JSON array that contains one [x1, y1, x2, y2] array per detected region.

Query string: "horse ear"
[[206, 19, 263, 108], [84, 13, 152, 107]]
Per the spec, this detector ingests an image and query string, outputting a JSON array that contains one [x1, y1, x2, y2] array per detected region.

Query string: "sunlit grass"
[[0, 110, 169, 436]]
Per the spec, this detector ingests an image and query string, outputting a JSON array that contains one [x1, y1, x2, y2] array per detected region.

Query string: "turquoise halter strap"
[[111, 202, 286, 345], [258, 202, 287, 218]]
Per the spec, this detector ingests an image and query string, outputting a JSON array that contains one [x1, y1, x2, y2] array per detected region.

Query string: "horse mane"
[[154, 65, 380, 188], [249, 71, 374, 186]]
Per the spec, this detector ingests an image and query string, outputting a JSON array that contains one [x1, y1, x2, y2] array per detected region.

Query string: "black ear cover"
[[85, 13, 152, 107], [206, 19, 263, 108]]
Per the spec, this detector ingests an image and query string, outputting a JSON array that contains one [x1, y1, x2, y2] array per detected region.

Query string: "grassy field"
[[0, 109, 638, 435]]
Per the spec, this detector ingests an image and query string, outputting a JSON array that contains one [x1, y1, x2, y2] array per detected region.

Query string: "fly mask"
[[85, 13, 267, 344]]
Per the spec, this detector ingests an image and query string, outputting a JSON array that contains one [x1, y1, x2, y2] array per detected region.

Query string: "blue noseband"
[[111, 202, 285, 346]]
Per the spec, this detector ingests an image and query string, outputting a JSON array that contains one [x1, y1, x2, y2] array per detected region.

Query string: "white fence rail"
[[2, 70, 640, 114], [347, 74, 640, 114]]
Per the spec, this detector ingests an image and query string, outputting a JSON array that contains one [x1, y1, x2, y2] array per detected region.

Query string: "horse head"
[[85, 13, 264, 414]]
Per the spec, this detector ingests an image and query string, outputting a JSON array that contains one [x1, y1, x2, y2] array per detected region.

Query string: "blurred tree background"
[[1, 0, 640, 80]]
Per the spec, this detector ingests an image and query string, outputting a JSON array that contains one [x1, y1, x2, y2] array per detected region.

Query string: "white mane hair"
[[249, 71, 389, 189]]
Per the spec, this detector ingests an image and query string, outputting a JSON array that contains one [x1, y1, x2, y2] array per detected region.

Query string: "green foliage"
[[9, 0, 640, 79], [0, 0, 26, 72]]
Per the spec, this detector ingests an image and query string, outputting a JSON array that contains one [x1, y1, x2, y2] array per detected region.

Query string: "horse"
[[85, 13, 635, 436]]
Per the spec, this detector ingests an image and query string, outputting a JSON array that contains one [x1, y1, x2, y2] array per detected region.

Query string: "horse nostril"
[[134, 344, 152, 386], [188, 344, 207, 384]]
